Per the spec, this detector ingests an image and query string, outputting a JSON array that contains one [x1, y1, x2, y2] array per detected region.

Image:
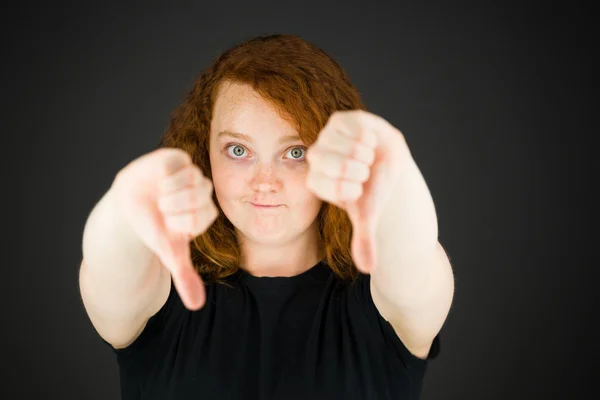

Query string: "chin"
[[249, 226, 288, 240]]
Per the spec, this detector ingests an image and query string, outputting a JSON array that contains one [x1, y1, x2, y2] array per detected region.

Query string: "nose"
[[251, 163, 282, 193]]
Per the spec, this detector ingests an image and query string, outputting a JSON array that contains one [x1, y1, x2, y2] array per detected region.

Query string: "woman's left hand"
[[305, 110, 411, 274]]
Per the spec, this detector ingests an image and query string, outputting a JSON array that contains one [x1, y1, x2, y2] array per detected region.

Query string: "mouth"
[[250, 203, 282, 208]]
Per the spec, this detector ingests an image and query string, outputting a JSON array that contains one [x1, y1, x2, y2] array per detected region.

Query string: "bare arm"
[[80, 148, 215, 348], [79, 185, 170, 349]]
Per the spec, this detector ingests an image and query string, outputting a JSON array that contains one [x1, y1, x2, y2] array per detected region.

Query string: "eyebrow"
[[217, 130, 302, 145]]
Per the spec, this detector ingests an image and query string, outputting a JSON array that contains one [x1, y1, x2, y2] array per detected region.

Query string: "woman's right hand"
[[111, 148, 219, 310]]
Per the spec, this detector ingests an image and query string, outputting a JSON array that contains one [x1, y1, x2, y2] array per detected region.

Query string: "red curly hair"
[[157, 33, 366, 285]]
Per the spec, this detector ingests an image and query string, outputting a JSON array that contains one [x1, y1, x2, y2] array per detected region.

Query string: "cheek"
[[213, 168, 242, 199], [209, 157, 240, 199], [291, 175, 322, 209]]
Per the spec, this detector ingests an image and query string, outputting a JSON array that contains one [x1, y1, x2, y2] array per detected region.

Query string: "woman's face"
[[209, 81, 323, 246]]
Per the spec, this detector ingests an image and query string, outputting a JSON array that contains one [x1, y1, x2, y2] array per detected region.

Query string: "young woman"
[[80, 33, 454, 400]]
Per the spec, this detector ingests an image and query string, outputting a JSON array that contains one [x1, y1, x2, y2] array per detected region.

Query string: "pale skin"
[[306, 108, 455, 359], [81, 76, 452, 361], [81, 77, 452, 359], [209, 81, 324, 277], [209, 81, 454, 359]]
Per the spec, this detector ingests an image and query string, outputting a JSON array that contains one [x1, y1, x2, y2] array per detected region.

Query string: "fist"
[[111, 148, 219, 310]]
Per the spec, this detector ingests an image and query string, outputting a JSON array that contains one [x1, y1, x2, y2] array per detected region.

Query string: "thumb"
[[158, 236, 205, 310], [351, 222, 377, 274], [344, 200, 372, 273]]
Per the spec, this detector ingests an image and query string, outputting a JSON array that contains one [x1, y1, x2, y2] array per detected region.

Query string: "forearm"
[[374, 154, 439, 298], [81, 183, 157, 294]]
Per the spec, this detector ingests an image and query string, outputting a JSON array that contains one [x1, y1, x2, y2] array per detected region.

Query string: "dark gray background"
[[4, 1, 595, 399]]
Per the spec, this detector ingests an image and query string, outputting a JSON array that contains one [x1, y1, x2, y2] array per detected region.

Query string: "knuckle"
[[199, 183, 212, 202], [316, 132, 331, 148], [362, 164, 371, 181], [355, 109, 368, 120], [185, 166, 196, 183], [326, 111, 341, 125], [194, 167, 204, 183], [158, 159, 172, 177], [175, 148, 192, 162], [343, 181, 362, 200], [358, 164, 370, 182], [200, 182, 214, 198]]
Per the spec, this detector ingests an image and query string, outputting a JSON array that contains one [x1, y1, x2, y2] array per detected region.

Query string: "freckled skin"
[[208, 81, 323, 277]]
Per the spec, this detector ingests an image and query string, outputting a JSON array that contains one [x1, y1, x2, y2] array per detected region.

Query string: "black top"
[[100, 261, 440, 399]]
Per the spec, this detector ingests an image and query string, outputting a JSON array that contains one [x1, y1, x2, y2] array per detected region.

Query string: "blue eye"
[[225, 144, 306, 161], [286, 147, 306, 160], [227, 144, 246, 158]]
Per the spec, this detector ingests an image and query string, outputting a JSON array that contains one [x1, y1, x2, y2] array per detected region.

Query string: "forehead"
[[211, 81, 298, 139]]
